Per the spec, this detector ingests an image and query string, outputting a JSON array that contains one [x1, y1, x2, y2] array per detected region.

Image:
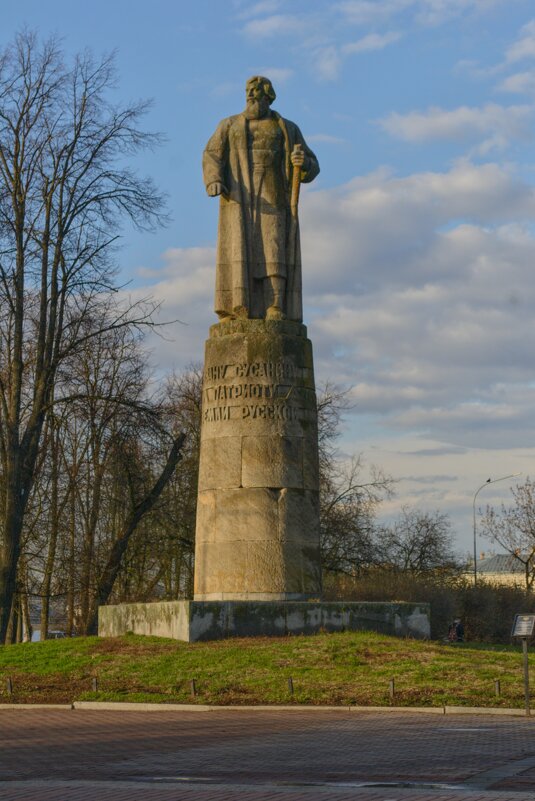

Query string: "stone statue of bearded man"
[[203, 76, 320, 322]]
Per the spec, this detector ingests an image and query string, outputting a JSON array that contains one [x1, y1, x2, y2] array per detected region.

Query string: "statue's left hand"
[[291, 146, 307, 168]]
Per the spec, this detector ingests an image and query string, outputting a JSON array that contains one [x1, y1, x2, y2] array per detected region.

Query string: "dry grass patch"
[[0, 631, 533, 707]]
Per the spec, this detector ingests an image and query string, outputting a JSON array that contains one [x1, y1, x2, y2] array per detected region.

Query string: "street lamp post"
[[472, 473, 522, 585]]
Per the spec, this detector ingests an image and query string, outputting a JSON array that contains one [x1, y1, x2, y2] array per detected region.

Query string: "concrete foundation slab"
[[98, 600, 430, 642]]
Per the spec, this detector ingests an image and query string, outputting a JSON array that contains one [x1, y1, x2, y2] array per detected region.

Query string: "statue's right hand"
[[206, 182, 228, 197]]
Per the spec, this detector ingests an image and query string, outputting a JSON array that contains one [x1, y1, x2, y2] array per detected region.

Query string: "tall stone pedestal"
[[194, 318, 322, 601]]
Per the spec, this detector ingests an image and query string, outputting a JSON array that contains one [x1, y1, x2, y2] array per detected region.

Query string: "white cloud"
[[307, 30, 401, 81], [496, 70, 535, 96], [308, 133, 348, 144], [378, 103, 533, 151], [404, 474, 459, 483], [459, 20, 535, 88], [342, 31, 402, 54], [295, 161, 535, 450], [309, 31, 401, 81], [241, 14, 302, 38], [361, 435, 526, 545], [454, 58, 479, 75], [338, 0, 506, 27], [506, 19, 535, 64], [210, 81, 241, 99], [250, 67, 293, 83], [337, 0, 413, 25], [415, 0, 504, 27], [236, 1, 282, 20], [240, 11, 340, 81], [132, 247, 215, 369], [312, 46, 343, 82], [237, 0, 513, 85]]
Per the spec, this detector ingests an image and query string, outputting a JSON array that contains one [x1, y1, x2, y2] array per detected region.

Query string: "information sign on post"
[[511, 614, 535, 717]]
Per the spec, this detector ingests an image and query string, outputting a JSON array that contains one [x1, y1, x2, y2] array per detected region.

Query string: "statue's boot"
[[233, 305, 250, 319], [266, 277, 286, 320], [266, 305, 285, 320]]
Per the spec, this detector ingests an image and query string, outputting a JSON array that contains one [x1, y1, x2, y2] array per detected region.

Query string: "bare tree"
[[83, 430, 185, 634], [481, 478, 535, 590], [316, 383, 394, 575], [0, 31, 169, 640], [380, 508, 460, 576], [31, 320, 186, 636], [82, 368, 202, 616], [156, 365, 203, 598]]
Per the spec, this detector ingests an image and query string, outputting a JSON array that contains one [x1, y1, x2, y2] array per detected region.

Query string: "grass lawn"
[[0, 631, 532, 707]]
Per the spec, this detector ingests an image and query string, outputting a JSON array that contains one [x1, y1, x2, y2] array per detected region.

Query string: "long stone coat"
[[203, 111, 319, 321]]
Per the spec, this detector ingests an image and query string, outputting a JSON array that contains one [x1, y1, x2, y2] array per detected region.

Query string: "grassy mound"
[[0, 631, 531, 707]]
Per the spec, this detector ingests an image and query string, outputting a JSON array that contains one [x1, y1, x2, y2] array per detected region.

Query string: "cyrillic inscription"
[[204, 360, 297, 382], [234, 361, 296, 379], [242, 404, 298, 421], [204, 383, 291, 402], [202, 360, 302, 425], [203, 405, 231, 422]]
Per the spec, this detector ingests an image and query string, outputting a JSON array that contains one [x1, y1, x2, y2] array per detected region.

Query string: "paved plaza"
[[1, 708, 535, 800]]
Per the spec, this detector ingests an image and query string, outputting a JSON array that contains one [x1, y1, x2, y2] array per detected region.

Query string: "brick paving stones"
[[1, 708, 535, 800]]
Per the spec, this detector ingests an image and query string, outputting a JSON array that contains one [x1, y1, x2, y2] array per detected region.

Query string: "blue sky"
[[4, 0, 535, 553]]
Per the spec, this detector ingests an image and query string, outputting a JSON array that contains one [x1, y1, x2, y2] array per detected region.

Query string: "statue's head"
[[245, 76, 276, 119]]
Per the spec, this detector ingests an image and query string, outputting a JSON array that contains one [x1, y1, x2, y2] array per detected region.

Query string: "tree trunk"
[[22, 590, 33, 642], [79, 461, 106, 626], [16, 595, 23, 643], [84, 433, 185, 635], [40, 421, 60, 640], [66, 485, 76, 637], [0, 469, 25, 643], [4, 599, 15, 645]]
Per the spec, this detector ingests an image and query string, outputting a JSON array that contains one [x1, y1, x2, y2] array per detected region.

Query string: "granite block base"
[[98, 600, 430, 642]]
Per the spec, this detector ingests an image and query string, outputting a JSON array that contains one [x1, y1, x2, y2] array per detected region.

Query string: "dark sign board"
[[512, 614, 535, 638]]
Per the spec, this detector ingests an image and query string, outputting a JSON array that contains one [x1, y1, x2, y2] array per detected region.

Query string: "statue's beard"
[[244, 99, 269, 120]]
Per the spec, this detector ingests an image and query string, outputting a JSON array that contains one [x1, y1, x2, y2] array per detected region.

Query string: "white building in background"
[[476, 553, 528, 588]]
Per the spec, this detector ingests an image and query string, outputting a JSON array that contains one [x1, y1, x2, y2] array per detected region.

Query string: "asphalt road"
[[1, 708, 535, 800]]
